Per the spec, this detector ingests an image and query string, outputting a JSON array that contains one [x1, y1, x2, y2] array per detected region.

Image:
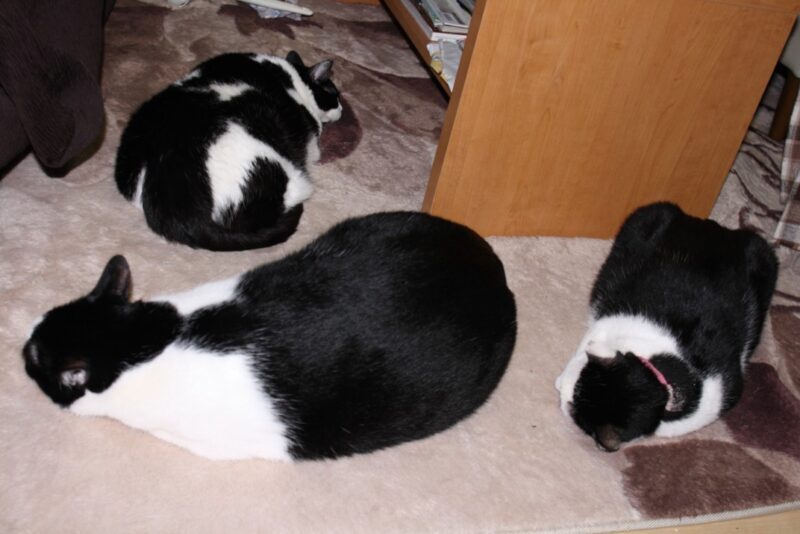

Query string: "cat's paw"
[[586, 339, 615, 358]]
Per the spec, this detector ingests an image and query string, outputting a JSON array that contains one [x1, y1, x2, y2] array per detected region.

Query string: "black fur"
[[23, 257, 179, 407], [115, 52, 340, 251], [571, 353, 669, 451], [570, 202, 778, 451], [23, 212, 517, 460]]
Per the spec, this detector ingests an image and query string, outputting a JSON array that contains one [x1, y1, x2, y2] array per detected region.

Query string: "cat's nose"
[[594, 435, 620, 452], [595, 440, 613, 452]]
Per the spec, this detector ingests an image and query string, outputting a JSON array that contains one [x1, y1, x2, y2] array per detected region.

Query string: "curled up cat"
[[115, 51, 342, 251], [23, 212, 517, 461], [556, 202, 778, 451]]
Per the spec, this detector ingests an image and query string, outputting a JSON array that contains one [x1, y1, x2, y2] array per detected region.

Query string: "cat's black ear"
[[616, 202, 681, 249], [89, 255, 132, 302], [286, 50, 304, 68], [310, 60, 333, 83], [595, 424, 621, 452], [743, 232, 778, 310]]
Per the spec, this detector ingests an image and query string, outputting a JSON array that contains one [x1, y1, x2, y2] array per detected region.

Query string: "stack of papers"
[[427, 39, 464, 91]]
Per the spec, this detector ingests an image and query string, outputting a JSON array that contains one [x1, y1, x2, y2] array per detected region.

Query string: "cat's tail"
[[180, 205, 304, 251]]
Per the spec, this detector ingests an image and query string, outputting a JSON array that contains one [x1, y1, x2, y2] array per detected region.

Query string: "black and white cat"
[[23, 212, 517, 461], [115, 51, 341, 251], [556, 202, 778, 451]]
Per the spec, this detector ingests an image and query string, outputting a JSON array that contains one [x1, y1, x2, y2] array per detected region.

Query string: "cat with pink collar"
[[556, 202, 778, 451]]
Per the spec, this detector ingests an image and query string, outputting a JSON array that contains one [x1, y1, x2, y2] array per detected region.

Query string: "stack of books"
[[416, 0, 472, 41], [419, 0, 471, 91], [388, 0, 473, 92]]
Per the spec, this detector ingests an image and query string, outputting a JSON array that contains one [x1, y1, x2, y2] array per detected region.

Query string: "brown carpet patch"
[[319, 98, 361, 164], [103, 1, 182, 121], [723, 362, 800, 461], [771, 305, 800, 391], [623, 439, 799, 518]]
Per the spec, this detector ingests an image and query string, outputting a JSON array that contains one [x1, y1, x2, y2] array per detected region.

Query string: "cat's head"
[[23, 256, 176, 407], [567, 352, 676, 451], [285, 50, 342, 123]]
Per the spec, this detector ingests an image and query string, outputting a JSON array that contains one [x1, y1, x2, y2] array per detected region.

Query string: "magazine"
[[419, 0, 471, 34], [399, 0, 468, 41]]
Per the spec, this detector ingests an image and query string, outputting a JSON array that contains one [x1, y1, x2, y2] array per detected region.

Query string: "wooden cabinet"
[[385, 0, 800, 238]]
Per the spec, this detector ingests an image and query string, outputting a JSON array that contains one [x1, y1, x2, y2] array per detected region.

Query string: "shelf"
[[383, 0, 469, 95]]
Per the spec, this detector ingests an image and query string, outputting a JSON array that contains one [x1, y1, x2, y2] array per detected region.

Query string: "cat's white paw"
[[586, 339, 615, 358]]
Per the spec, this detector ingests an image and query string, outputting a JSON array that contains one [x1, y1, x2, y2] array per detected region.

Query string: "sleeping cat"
[[556, 202, 778, 451], [115, 51, 341, 251], [22, 212, 517, 461]]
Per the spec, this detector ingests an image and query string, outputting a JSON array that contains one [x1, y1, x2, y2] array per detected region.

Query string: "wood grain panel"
[[633, 507, 800, 533], [710, 0, 800, 11], [423, 0, 797, 237]]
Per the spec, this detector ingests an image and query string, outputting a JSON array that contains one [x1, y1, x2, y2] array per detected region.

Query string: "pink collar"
[[638, 357, 678, 411]]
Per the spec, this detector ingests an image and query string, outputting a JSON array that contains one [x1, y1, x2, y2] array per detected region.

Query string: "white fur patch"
[[205, 122, 312, 223], [70, 344, 292, 461], [283, 170, 314, 209], [209, 82, 251, 101], [740, 292, 760, 371], [176, 69, 201, 85], [321, 103, 342, 123], [582, 314, 680, 359], [61, 369, 87, 387], [252, 54, 328, 127], [655, 375, 724, 437], [133, 166, 146, 209], [555, 351, 588, 416], [305, 135, 321, 168], [153, 275, 241, 316], [25, 340, 41, 366], [556, 314, 681, 414]]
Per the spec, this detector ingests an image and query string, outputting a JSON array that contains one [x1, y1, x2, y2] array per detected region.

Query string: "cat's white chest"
[[70, 344, 292, 461], [582, 314, 680, 359]]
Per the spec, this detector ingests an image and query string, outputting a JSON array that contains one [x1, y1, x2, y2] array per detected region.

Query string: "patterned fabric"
[[639, 75, 800, 523], [778, 92, 800, 249]]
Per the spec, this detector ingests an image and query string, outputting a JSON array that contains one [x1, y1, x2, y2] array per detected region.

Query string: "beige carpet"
[[1, 1, 799, 531]]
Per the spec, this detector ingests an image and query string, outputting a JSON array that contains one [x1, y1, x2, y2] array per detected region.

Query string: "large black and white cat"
[[115, 51, 341, 251], [556, 202, 778, 451], [23, 212, 517, 461]]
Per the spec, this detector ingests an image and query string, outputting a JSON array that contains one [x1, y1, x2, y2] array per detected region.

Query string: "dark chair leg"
[[770, 70, 800, 142]]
